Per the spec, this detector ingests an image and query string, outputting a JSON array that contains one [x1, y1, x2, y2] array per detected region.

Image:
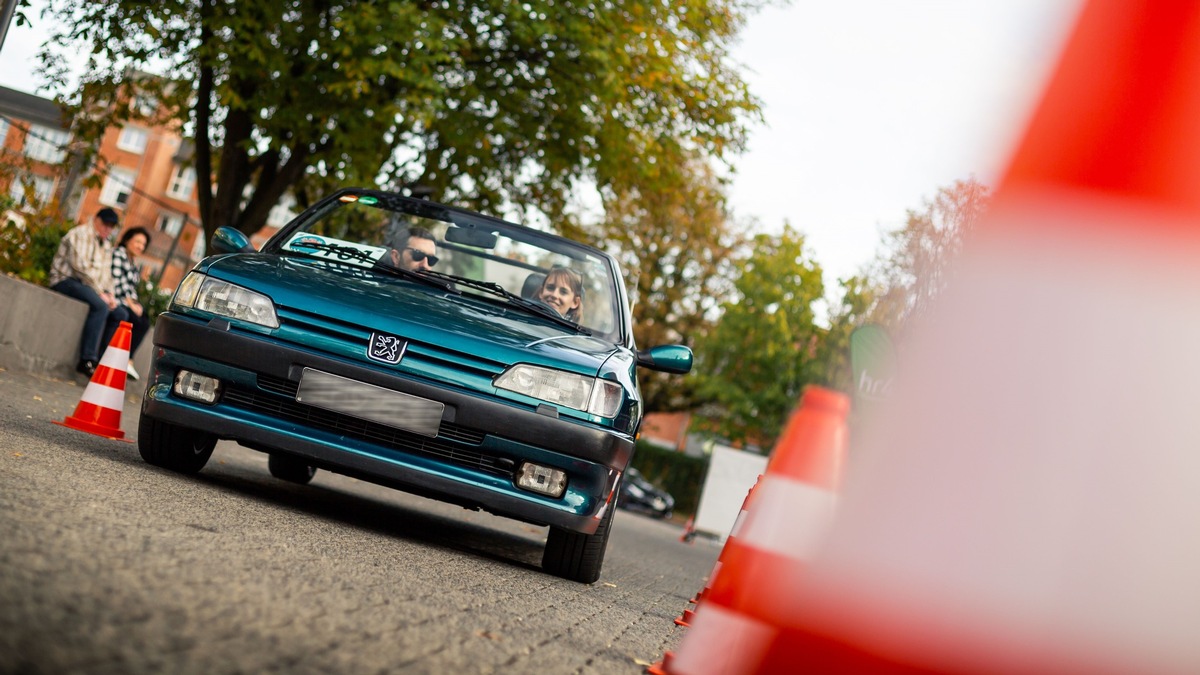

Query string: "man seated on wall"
[[48, 207, 120, 376]]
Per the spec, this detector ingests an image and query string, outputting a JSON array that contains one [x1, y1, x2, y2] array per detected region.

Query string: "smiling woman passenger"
[[538, 266, 584, 322]]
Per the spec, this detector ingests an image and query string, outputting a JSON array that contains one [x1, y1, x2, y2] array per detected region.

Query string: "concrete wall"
[[0, 274, 153, 380]]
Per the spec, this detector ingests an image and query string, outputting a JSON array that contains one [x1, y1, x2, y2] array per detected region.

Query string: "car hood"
[[202, 254, 623, 374]]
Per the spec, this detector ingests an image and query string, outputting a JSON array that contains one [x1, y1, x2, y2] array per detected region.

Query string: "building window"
[[7, 177, 23, 205], [167, 165, 196, 200], [266, 195, 297, 228], [117, 126, 149, 154], [0, 118, 9, 148], [191, 233, 206, 261], [22, 125, 69, 164], [157, 212, 184, 236], [99, 166, 137, 207], [133, 94, 158, 118], [9, 173, 56, 208]]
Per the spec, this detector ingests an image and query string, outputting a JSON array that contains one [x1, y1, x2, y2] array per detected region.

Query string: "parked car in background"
[[136, 188, 693, 583], [617, 467, 675, 519]]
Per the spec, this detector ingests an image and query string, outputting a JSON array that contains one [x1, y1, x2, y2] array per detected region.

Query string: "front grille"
[[274, 306, 507, 380], [257, 374, 300, 398], [220, 375, 505, 475]]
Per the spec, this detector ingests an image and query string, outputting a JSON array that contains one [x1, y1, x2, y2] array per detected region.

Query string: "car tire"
[[542, 485, 618, 584], [137, 414, 217, 474], [268, 453, 317, 485]]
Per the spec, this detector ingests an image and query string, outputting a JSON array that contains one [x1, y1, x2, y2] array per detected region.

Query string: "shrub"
[[629, 441, 710, 517], [136, 278, 172, 322], [0, 202, 72, 285]]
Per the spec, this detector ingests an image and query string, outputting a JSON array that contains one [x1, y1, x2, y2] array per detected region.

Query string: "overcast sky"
[[0, 1, 1085, 287], [725, 0, 1084, 287]]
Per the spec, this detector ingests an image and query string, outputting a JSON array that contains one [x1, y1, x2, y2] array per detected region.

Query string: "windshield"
[[264, 190, 628, 343]]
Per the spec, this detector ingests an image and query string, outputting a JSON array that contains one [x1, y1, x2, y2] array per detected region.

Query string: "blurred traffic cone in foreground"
[[653, 480, 761, 670], [55, 321, 133, 442], [691, 1, 1200, 672], [666, 387, 848, 674]]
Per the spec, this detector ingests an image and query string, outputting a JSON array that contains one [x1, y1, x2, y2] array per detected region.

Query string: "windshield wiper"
[[423, 270, 591, 334], [372, 258, 459, 293]]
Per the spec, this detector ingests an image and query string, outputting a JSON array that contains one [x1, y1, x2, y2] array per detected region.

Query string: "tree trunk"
[[235, 145, 314, 236], [207, 106, 253, 240]]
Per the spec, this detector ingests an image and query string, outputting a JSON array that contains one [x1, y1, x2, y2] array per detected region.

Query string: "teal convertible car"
[[137, 188, 691, 583]]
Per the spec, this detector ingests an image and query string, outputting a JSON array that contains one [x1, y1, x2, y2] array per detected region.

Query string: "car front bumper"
[[140, 313, 632, 534]]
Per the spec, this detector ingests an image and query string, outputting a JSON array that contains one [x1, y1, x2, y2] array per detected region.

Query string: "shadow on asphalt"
[[35, 421, 146, 464], [156, 450, 546, 574], [36, 407, 555, 578]]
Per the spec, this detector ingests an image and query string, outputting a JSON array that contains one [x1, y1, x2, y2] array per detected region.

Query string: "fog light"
[[173, 370, 222, 404], [516, 462, 567, 498]]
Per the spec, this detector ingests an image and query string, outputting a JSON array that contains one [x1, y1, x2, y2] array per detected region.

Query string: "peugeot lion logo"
[[368, 332, 406, 364]]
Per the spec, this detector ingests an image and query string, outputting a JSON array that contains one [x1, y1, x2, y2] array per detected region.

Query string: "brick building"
[[78, 119, 205, 290], [0, 85, 73, 213], [0, 84, 295, 292]]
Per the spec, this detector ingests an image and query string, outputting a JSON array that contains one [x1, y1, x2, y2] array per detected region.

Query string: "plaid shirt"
[[111, 245, 143, 303], [48, 223, 114, 294]]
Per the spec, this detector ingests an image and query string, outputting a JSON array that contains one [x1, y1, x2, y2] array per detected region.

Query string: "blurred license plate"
[[295, 368, 444, 437]]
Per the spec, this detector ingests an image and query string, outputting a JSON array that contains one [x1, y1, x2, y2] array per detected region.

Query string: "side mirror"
[[211, 226, 255, 254], [636, 344, 693, 374]]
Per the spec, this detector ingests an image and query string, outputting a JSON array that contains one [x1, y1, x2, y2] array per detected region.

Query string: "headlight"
[[494, 364, 625, 418], [172, 272, 279, 328], [173, 271, 204, 308]]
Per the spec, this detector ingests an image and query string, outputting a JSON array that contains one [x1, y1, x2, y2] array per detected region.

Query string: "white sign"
[[692, 444, 769, 542]]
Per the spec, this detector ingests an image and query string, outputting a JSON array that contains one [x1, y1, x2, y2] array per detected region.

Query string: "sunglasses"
[[406, 247, 439, 266]]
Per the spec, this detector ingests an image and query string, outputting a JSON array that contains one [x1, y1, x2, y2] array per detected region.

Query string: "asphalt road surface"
[[0, 367, 720, 674]]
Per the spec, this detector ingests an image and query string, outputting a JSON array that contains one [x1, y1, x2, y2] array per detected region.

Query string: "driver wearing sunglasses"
[[387, 226, 439, 272]]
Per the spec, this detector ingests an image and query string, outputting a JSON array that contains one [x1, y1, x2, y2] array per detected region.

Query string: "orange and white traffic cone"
[[666, 386, 849, 674], [677, 1, 1200, 673], [685, 474, 762, 612], [678, 515, 694, 544], [645, 650, 674, 675], [673, 607, 695, 628], [55, 321, 133, 442]]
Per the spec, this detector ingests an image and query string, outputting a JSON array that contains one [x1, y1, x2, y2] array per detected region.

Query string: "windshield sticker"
[[288, 235, 326, 252]]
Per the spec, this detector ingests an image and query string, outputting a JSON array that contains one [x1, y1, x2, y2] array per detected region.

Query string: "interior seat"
[[521, 272, 546, 300]]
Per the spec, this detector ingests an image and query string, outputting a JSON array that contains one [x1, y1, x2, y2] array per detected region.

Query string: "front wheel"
[[268, 453, 316, 485], [137, 414, 217, 474], [542, 486, 618, 584]]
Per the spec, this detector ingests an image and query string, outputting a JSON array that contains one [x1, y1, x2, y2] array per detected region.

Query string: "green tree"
[[692, 225, 825, 449], [584, 156, 746, 413], [37, 0, 762, 241], [871, 177, 991, 328], [814, 274, 881, 393]]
